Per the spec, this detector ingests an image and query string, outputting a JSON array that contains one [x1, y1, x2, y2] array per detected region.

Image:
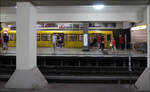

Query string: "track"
[[0, 56, 146, 84]]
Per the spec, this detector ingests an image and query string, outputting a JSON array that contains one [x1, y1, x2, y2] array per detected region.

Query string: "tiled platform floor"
[[0, 82, 138, 92]]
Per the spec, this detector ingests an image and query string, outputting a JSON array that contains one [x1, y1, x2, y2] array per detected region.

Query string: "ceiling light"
[[93, 5, 105, 10]]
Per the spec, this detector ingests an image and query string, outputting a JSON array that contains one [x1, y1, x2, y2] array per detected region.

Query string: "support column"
[[135, 6, 150, 91], [5, 2, 48, 89], [82, 22, 89, 51]]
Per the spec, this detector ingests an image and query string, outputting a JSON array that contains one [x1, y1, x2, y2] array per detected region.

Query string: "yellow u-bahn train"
[[0, 28, 114, 48]]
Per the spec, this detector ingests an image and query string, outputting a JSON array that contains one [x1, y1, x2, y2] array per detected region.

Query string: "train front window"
[[41, 34, 49, 41]]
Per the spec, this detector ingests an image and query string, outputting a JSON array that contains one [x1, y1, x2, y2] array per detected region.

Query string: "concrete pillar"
[[5, 2, 48, 89], [135, 6, 150, 91], [82, 22, 89, 51]]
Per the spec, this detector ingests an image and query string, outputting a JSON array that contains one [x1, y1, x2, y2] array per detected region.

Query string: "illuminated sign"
[[131, 25, 147, 31], [83, 34, 88, 46]]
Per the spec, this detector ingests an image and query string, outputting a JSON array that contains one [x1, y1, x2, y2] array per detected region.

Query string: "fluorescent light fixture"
[[93, 5, 105, 10]]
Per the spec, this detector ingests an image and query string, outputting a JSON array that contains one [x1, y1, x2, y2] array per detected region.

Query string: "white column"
[[16, 2, 36, 70], [5, 2, 48, 89], [135, 6, 150, 91]]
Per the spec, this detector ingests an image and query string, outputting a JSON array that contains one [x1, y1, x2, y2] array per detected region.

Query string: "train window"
[[107, 34, 111, 41], [69, 35, 72, 41], [37, 34, 40, 41], [8, 34, 14, 41], [73, 24, 80, 29], [10, 27, 16, 30], [78, 34, 83, 41], [41, 34, 49, 41], [74, 35, 78, 41], [15, 34, 16, 41], [49, 34, 52, 41], [69, 34, 78, 41], [64, 34, 67, 41]]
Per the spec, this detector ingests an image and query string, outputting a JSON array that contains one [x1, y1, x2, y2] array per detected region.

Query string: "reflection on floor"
[[0, 47, 147, 57]]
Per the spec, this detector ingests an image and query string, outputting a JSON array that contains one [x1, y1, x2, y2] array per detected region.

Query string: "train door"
[[90, 33, 101, 48], [55, 33, 64, 48]]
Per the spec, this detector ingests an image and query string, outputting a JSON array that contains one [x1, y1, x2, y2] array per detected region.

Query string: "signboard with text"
[[83, 34, 88, 46]]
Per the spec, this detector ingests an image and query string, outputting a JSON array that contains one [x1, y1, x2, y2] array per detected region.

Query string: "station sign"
[[131, 25, 147, 31], [83, 34, 88, 46]]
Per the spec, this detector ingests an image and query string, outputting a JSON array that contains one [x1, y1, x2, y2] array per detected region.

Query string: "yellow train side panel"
[[65, 31, 83, 48], [8, 30, 16, 47], [4, 30, 113, 48]]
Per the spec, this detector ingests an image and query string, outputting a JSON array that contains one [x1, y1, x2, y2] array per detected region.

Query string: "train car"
[[0, 28, 114, 48], [89, 30, 113, 48], [37, 30, 83, 48]]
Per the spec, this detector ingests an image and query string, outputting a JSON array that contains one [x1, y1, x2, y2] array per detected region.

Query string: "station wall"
[[137, 8, 147, 25], [142, 8, 147, 24], [0, 7, 141, 22]]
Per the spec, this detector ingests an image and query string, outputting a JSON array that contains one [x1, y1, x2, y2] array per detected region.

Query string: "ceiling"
[[0, 0, 150, 7], [1, 6, 146, 14], [36, 6, 146, 13]]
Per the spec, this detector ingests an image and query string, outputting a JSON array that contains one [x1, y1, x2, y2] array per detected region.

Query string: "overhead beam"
[[0, 12, 139, 22]]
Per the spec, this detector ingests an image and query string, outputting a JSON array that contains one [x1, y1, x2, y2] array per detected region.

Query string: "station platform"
[[0, 47, 146, 57], [0, 82, 140, 92]]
